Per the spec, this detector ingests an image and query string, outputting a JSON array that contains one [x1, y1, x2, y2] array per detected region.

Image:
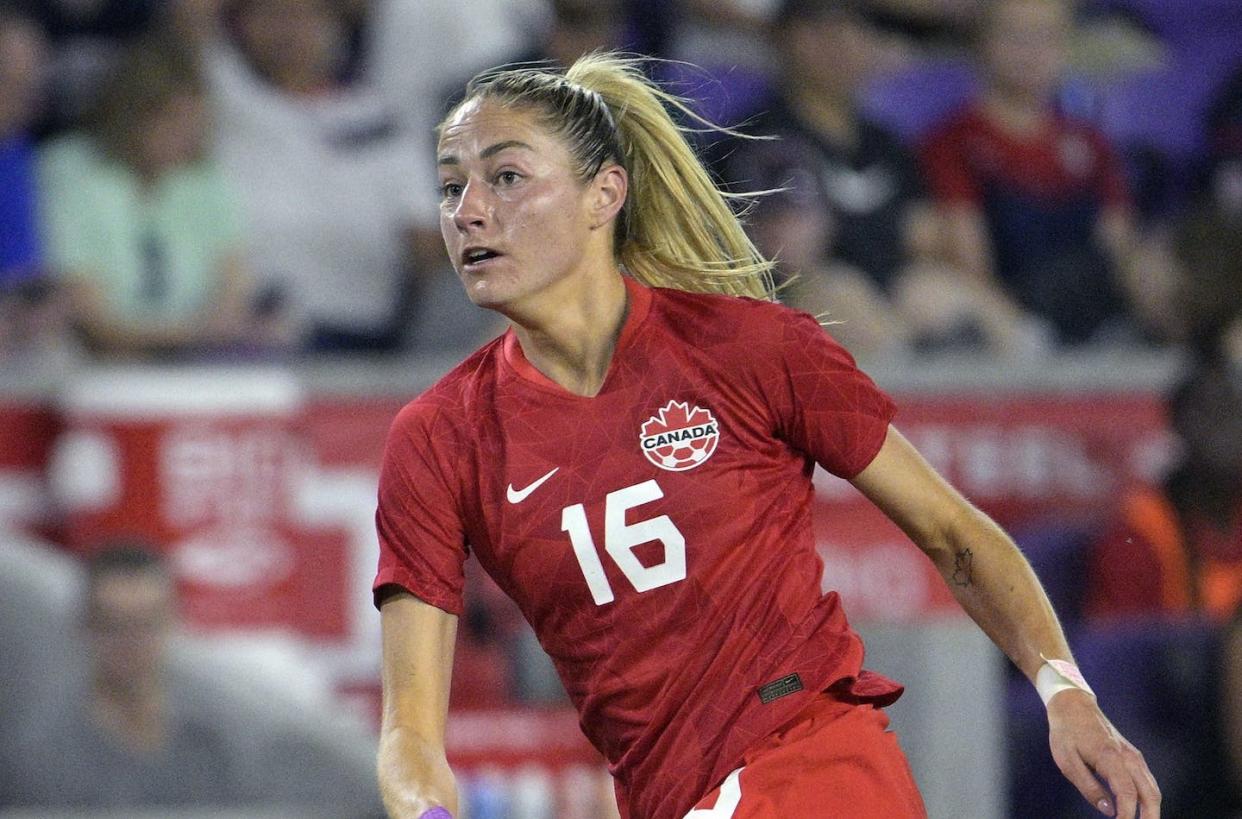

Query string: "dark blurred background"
[[2, 0, 1241, 816]]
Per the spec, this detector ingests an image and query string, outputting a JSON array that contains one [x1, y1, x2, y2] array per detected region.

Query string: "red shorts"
[[682, 691, 927, 818]]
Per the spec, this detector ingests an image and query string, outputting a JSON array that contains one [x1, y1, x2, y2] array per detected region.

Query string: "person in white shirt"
[[208, 0, 442, 352]]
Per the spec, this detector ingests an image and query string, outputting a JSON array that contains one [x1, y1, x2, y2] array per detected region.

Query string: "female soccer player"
[[373, 53, 1160, 819]]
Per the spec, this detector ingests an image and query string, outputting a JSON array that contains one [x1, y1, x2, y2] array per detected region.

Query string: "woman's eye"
[[441, 181, 463, 199], [496, 170, 520, 185]]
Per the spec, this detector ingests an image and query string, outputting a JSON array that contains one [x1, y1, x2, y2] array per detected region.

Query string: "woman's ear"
[[589, 163, 628, 229]]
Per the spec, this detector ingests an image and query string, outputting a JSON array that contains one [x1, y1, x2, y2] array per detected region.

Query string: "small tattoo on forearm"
[[952, 549, 974, 587]]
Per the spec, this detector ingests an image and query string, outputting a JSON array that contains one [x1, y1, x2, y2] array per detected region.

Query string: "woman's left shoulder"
[[656, 288, 835, 358], [722, 293, 830, 341], [654, 286, 794, 323]]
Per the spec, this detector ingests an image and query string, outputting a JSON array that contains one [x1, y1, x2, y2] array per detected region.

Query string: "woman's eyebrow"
[[438, 140, 534, 165]]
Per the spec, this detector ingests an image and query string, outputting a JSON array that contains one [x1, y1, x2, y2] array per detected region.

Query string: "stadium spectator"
[[1087, 352, 1242, 623], [1099, 321, 1242, 815], [0, 8, 45, 292], [920, 0, 1175, 347], [1173, 59, 1242, 360], [667, 0, 773, 79], [208, 0, 443, 353], [717, 0, 1038, 357], [1205, 60, 1242, 214], [37, 39, 278, 360], [18, 0, 161, 138], [862, 0, 983, 48], [0, 9, 75, 365], [161, 0, 227, 55], [0, 545, 245, 808], [361, 0, 533, 147], [1174, 202, 1242, 363], [0, 542, 387, 814], [512, 0, 628, 70], [1222, 623, 1242, 814]]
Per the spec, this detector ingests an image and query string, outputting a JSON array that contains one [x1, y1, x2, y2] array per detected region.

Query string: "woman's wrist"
[[1034, 656, 1095, 706]]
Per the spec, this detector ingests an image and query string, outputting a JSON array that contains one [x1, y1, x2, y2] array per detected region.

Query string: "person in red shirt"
[[919, 0, 1174, 347], [1088, 353, 1242, 622], [373, 52, 1159, 819]]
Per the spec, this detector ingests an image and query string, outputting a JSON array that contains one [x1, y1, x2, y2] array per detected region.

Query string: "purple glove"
[[418, 809, 453, 819]]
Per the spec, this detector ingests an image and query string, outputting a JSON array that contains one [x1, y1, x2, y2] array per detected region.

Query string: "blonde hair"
[[441, 52, 776, 300]]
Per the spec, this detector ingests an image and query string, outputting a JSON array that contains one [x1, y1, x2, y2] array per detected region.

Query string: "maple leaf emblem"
[[641, 401, 712, 437]]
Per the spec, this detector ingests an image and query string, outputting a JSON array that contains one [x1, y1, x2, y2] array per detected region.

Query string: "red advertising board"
[[812, 392, 1169, 620], [49, 369, 354, 637], [0, 398, 59, 535], [0, 375, 1171, 634]]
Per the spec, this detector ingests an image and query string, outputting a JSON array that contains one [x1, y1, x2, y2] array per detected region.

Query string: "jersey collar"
[[502, 275, 654, 396]]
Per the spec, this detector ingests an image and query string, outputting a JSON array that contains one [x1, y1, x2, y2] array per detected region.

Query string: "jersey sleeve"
[[373, 395, 470, 615], [758, 307, 897, 479]]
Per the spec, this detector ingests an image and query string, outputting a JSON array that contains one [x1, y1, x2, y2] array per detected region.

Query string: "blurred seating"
[[860, 57, 978, 145], [1013, 524, 1094, 626], [655, 51, 772, 129]]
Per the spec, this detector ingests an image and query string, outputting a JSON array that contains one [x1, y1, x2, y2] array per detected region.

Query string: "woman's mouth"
[[462, 246, 503, 271]]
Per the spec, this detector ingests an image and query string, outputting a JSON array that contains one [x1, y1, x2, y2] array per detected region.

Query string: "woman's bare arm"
[[851, 426, 1160, 819], [377, 591, 459, 818]]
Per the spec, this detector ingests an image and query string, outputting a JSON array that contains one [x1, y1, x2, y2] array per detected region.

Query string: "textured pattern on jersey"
[[374, 278, 902, 819]]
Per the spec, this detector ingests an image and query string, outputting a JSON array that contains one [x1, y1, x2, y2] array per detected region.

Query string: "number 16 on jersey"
[[560, 479, 687, 605]]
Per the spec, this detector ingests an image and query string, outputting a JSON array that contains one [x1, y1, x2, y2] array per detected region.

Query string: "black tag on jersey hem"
[[757, 673, 804, 704]]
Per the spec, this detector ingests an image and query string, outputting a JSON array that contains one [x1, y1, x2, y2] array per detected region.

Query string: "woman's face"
[[436, 98, 613, 314]]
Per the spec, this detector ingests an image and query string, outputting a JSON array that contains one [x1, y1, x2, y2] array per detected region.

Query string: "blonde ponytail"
[[447, 52, 776, 300], [567, 54, 775, 300]]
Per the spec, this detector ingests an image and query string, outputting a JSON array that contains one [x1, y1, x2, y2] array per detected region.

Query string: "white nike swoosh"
[[506, 467, 559, 504]]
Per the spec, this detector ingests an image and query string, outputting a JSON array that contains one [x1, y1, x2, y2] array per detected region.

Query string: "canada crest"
[[640, 400, 720, 471]]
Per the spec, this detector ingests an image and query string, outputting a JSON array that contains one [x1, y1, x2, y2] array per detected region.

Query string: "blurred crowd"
[[0, 538, 388, 816], [4, 0, 1242, 815], [0, 0, 1240, 366]]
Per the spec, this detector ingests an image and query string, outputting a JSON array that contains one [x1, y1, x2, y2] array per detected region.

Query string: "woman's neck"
[[510, 270, 629, 398]]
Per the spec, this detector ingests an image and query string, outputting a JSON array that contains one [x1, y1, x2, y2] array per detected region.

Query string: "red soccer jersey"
[[374, 277, 902, 819]]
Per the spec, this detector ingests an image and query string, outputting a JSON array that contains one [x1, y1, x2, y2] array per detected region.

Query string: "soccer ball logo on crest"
[[640, 400, 720, 471]]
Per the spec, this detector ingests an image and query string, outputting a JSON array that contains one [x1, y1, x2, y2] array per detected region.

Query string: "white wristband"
[[1034, 656, 1095, 706]]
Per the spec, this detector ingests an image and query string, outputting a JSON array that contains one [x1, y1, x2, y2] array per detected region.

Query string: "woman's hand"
[[1046, 690, 1161, 818]]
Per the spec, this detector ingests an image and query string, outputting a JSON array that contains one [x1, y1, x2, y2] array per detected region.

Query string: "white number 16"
[[560, 479, 687, 605]]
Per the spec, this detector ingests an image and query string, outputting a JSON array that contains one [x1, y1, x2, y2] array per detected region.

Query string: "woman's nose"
[[452, 180, 491, 231]]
